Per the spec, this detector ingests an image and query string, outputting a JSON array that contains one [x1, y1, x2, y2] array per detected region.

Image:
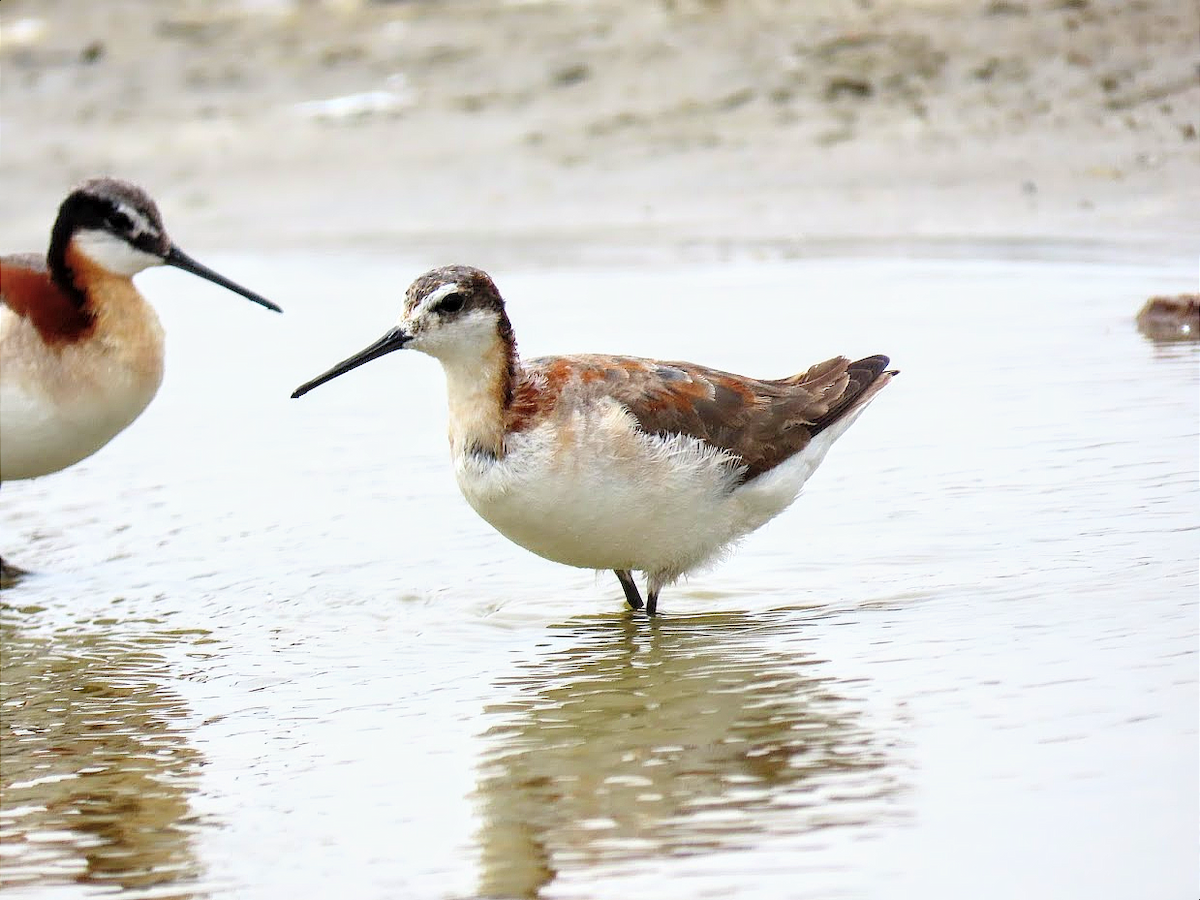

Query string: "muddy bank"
[[1, 0, 1196, 264]]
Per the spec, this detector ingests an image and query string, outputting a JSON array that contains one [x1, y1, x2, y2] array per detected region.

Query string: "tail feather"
[[808, 355, 896, 436]]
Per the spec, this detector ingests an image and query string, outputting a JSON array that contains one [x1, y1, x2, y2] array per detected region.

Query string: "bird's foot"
[[614, 569, 644, 611]]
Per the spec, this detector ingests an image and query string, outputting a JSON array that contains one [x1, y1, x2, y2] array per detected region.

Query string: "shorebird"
[[0, 177, 281, 484], [292, 266, 895, 615], [0, 177, 280, 580], [1135, 293, 1199, 342]]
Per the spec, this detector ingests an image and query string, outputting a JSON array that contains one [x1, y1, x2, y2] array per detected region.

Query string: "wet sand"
[[1, 0, 1197, 263]]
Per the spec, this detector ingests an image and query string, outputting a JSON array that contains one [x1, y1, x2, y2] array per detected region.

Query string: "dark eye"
[[106, 210, 134, 232], [436, 292, 465, 314]]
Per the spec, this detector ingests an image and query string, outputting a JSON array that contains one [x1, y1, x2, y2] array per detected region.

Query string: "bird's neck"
[[47, 231, 90, 308], [59, 243, 164, 373], [440, 330, 521, 460]]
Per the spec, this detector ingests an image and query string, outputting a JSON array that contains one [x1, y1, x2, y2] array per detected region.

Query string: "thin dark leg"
[[646, 587, 660, 617], [614, 569, 644, 611]]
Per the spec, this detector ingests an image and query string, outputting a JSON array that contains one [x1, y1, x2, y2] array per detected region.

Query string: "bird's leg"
[[614, 569, 644, 611], [646, 587, 660, 617]]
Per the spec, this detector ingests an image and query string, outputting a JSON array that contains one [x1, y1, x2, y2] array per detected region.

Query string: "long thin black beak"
[[165, 246, 282, 313], [291, 327, 411, 399]]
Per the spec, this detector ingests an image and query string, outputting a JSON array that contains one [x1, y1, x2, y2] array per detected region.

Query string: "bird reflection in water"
[[473, 609, 901, 898], [0, 621, 205, 895]]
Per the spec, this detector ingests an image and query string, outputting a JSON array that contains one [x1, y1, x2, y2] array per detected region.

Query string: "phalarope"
[[293, 265, 895, 615], [0, 177, 280, 582], [0, 177, 281, 484]]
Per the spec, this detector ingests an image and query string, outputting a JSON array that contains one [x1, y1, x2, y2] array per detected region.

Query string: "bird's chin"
[[71, 230, 163, 277]]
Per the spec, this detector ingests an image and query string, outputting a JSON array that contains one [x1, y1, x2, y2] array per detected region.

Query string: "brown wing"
[[0, 252, 47, 272], [1, 252, 95, 344], [527, 353, 893, 482], [1, 253, 48, 309]]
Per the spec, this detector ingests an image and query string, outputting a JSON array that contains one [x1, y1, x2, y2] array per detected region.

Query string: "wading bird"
[[1, 177, 281, 578], [293, 266, 894, 615]]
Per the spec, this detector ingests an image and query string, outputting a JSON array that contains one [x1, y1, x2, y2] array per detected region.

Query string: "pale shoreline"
[[1, 0, 1196, 265]]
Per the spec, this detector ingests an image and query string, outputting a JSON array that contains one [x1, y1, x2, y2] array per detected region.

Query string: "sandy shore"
[[1, 0, 1196, 264]]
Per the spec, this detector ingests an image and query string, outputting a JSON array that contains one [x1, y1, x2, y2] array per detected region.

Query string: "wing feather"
[[524, 353, 893, 482]]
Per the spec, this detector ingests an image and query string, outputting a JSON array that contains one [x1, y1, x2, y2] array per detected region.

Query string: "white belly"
[[454, 403, 818, 584], [0, 309, 164, 481], [0, 372, 160, 481]]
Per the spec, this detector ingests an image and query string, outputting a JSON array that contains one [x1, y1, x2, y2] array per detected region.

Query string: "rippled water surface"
[[2, 253, 1196, 899]]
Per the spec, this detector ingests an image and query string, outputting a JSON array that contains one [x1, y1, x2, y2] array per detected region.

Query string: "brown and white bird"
[[293, 265, 895, 615], [0, 177, 280, 484]]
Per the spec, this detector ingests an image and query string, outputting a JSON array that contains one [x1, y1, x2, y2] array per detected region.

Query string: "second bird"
[[292, 266, 895, 616], [0, 177, 281, 484]]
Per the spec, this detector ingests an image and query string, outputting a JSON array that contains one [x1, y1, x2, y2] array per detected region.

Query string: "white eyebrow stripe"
[[420, 282, 464, 312], [113, 201, 155, 237]]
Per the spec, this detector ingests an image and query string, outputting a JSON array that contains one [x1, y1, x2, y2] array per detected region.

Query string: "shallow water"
[[1, 252, 1196, 900]]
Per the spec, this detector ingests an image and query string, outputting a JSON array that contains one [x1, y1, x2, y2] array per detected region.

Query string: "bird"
[[1, 177, 281, 483], [292, 265, 895, 616], [0, 177, 281, 580], [1135, 293, 1199, 342]]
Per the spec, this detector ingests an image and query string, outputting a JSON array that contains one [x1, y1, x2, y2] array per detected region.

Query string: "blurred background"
[[1, 0, 1196, 263]]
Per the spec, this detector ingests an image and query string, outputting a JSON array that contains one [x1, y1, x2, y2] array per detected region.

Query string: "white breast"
[[0, 306, 164, 481], [452, 399, 815, 585]]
